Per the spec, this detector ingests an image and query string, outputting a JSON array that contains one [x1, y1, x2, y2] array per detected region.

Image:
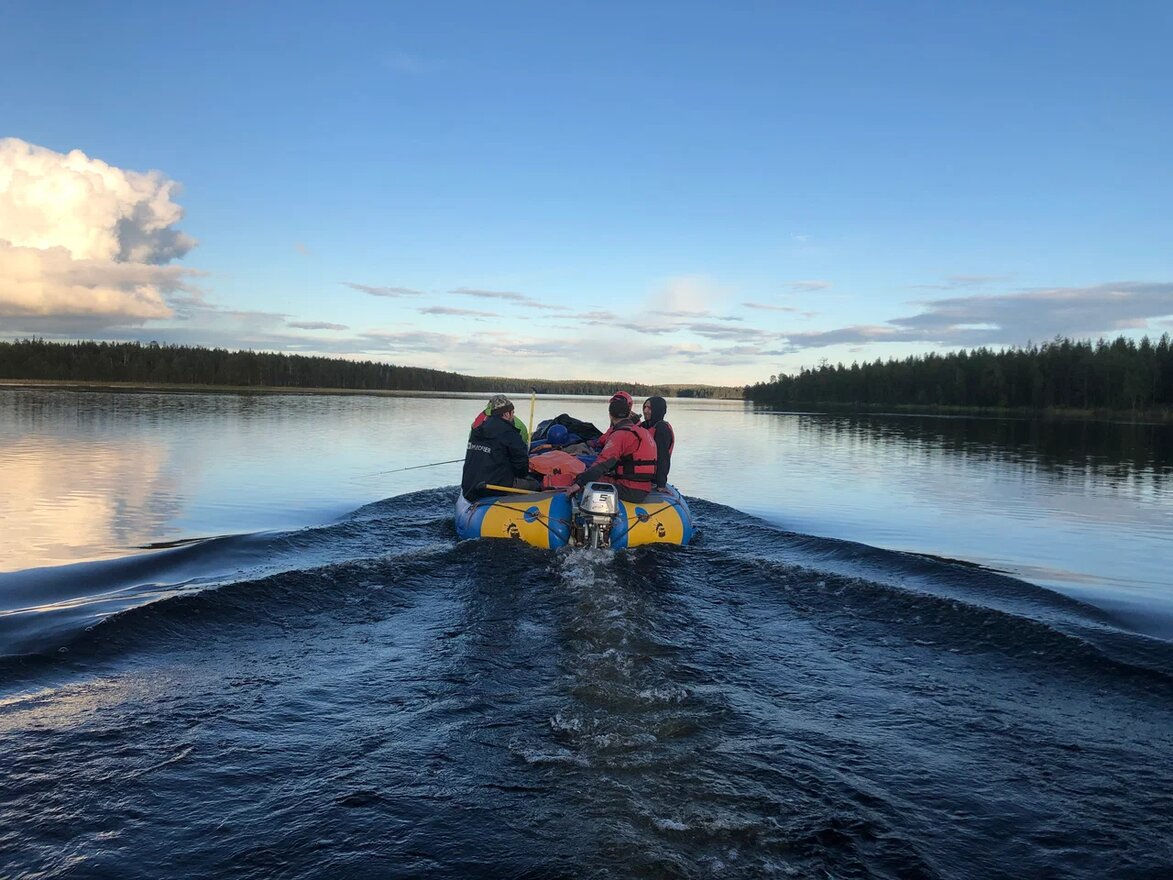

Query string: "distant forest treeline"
[[0, 339, 743, 399], [747, 335, 1173, 413]]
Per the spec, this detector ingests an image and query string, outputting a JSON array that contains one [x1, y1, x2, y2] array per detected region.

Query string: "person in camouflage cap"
[[461, 395, 538, 500]]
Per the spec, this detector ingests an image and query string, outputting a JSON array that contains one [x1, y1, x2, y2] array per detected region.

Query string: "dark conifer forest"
[[747, 335, 1173, 414], [0, 339, 740, 398], [6, 336, 1172, 414]]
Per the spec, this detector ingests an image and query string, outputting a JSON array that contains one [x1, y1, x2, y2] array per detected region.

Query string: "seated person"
[[639, 396, 675, 488], [589, 391, 633, 450], [472, 397, 530, 443], [461, 395, 540, 501], [564, 393, 657, 502]]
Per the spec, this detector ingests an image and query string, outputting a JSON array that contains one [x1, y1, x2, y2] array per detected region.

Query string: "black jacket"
[[646, 421, 674, 487], [461, 414, 530, 501], [639, 396, 674, 488]]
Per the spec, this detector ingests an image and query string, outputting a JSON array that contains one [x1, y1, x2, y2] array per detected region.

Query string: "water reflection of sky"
[[0, 435, 184, 571], [2, 389, 1170, 626], [699, 409, 1172, 633]]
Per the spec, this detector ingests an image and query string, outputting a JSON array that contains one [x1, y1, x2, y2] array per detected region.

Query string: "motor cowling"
[[575, 482, 619, 548]]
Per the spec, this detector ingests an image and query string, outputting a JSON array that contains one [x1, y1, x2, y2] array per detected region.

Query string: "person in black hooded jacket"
[[639, 396, 675, 489], [461, 395, 537, 501]]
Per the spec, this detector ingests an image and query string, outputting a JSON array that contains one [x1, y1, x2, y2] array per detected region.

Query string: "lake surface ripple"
[[2, 389, 1171, 879]]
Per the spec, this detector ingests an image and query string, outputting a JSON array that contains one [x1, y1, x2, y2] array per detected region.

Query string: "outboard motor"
[[575, 482, 619, 548]]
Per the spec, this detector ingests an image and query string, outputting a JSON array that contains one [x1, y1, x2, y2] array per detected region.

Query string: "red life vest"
[[609, 422, 658, 486]]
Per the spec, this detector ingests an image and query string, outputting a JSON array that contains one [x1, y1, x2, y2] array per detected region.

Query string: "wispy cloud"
[[212, 308, 291, 324], [949, 274, 1010, 286], [684, 322, 777, 342], [776, 282, 1173, 352], [450, 287, 530, 303], [343, 282, 424, 298], [564, 306, 754, 336], [352, 327, 700, 368], [450, 287, 569, 311], [359, 329, 460, 353], [911, 274, 1013, 290], [786, 279, 831, 292], [743, 302, 798, 312], [287, 320, 348, 330], [672, 343, 776, 367], [419, 305, 500, 318], [172, 329, 357, 353], [566, 310, 621, 323]]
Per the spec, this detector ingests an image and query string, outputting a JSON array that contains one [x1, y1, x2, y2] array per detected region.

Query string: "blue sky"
[[2, 1, 1171, 384]]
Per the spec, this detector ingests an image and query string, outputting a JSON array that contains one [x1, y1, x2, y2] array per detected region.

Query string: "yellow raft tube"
[[454, 485, 695, 550]]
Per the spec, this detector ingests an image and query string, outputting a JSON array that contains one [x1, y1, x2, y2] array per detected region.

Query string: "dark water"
[[2, 389, 1172, 878]]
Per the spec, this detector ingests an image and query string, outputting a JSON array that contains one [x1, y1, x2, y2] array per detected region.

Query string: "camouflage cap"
[[488, 394, 514, 414]]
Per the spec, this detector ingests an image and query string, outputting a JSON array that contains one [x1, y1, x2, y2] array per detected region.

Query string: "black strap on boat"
[[625, 490, 690, 533], [464, 489, 571, 537], [475, 499, 572, 539]]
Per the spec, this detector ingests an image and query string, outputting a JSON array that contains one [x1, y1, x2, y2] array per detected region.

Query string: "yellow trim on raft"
[[479, 496, 557, 549], [621, 499, 685, 546]]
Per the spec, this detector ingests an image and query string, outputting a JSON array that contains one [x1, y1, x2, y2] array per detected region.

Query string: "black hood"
[[471, 412, 520, 443], [644, 396, 668, 425]]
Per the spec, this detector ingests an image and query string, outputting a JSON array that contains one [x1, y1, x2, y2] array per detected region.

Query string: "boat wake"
[[3, 489, 1168, 677], [3, 489, 1172, 879]]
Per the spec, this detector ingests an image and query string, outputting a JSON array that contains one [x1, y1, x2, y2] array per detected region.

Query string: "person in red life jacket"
[[564, 393, 657, 502], [589, 391, 634, 450], [639, 395, 674, 489], [461, 395, 539, 501]]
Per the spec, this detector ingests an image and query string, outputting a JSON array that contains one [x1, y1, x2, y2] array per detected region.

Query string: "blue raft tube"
[[455, 482, 695, 550]]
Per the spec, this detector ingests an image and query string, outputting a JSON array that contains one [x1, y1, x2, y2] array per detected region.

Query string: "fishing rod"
[[373, 388, 538, 479], [367, 458, 463, 477]]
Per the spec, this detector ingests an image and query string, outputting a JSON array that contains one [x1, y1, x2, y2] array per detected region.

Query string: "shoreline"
[[6, 379, 1171, 422], [0, 379, 742, 402], [747, 399, 1173, 424], [0, 378, 468, 398]]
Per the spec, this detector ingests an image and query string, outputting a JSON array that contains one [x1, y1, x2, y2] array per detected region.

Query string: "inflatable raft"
[[455, 483, 695, 550]]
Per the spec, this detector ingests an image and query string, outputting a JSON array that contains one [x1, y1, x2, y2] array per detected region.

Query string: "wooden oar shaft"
[[484, 483, 537, 495]]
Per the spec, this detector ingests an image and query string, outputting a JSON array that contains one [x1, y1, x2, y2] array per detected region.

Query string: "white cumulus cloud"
[[0, 138, 199, 329]]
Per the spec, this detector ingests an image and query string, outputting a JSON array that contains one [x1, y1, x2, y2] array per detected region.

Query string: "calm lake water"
[[2, 387, 1172, 879], [2, 387, 1170, 633]]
